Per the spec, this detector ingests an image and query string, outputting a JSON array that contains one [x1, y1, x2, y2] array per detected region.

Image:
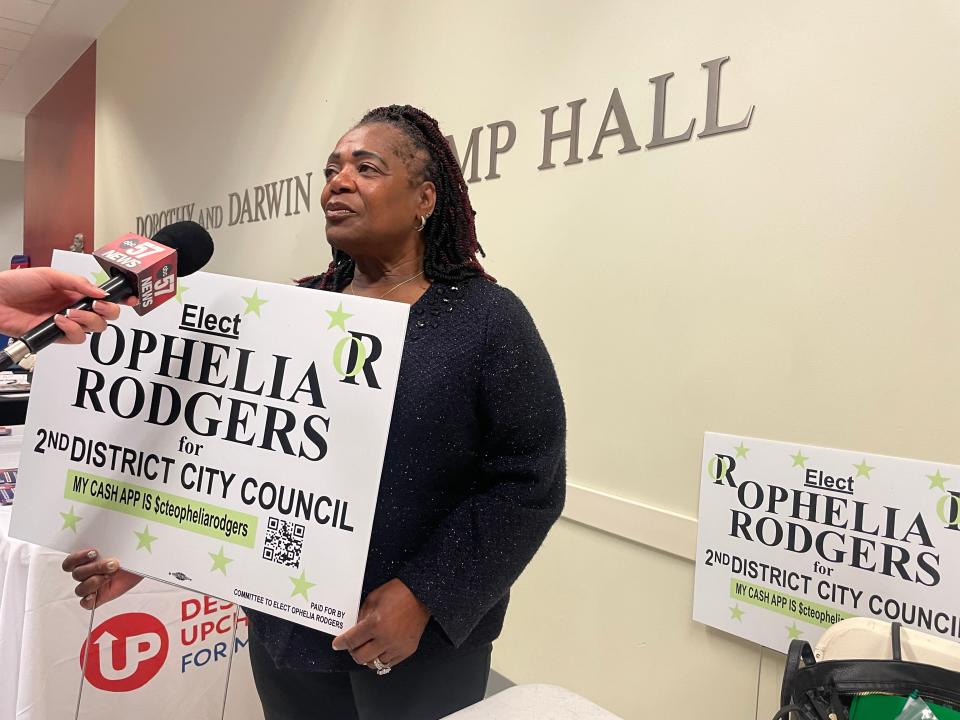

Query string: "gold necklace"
[[347, 270, 425, 300]]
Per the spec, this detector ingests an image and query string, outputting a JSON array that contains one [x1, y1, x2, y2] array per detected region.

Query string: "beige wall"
[[95, 1, 960, 718]]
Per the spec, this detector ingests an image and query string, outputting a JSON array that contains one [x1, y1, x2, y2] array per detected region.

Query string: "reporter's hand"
[[331, 578, 431, 670], [62, 548, 143, 610], [0, 267, 135, 340]]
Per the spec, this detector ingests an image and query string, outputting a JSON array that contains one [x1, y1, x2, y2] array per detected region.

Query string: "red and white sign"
[[1, 440, 263, 719], [81, 612, 170, 692]]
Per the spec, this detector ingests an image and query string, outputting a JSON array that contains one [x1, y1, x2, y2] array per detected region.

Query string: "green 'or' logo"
[[708, 454, 736, 486], [937, 491, 960, 530], [333, 335, 367, 377]]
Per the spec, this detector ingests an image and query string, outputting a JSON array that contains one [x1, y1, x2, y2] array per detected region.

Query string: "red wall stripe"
[[23, 42, 96, 267]]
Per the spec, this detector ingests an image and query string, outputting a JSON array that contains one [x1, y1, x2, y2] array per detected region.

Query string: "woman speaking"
[[63, 105, 566, 720]]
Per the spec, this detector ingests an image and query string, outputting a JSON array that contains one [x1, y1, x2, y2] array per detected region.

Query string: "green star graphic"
[[91, 270, 109, 285], [174, 283, 190, 304], [326, 302, 353, 331], [241, 289, 268, 317], [734, 442, 750, 459], [209, 546, 234, 575], [853, 460, 875, 479], [60, 506, 82, 532], [290, 570, 316, 600], [927, 469, 950, 492], [134, 525, 158, 552], [791, 450, 809, 468], [729, 604, 745, 621], [787, 623, 804, 640]]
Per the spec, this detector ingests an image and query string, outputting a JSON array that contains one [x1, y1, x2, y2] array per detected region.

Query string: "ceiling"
[[0, 0, 129, 161]]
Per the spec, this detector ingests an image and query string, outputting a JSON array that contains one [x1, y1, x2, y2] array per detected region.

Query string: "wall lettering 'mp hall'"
[[445, 55, 755, 183]]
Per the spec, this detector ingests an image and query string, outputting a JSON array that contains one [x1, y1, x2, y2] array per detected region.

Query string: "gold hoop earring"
[[415, 215, 427, 232]]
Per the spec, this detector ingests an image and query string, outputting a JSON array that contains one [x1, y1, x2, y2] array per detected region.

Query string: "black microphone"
[[0, 221, 214, 370]]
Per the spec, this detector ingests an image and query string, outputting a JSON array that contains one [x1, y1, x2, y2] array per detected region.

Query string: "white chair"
[[442, 684, 623, 719], [815, 617, 960, 672]]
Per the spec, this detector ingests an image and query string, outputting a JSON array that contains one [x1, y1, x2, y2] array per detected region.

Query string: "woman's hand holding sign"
[[331, 579, 431, 672], [62, 549, 143, 610]]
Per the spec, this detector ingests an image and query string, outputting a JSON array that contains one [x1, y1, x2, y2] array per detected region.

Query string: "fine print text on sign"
[[694, 432, 960, 652], [10, 251, 408, 635]]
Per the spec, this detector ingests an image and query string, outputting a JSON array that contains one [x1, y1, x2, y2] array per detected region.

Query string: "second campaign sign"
[[694, 432, 960, 652], [10, 251, 408, 634]]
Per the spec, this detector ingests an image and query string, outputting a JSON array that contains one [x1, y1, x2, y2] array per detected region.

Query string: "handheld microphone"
[[0, 221, 214, 370]]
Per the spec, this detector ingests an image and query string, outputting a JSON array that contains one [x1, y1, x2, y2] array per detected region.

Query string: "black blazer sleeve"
[[397, 288, 566, 646]]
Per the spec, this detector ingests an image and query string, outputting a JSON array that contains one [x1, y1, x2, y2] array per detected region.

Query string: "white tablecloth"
[[0, 428, 263, 719]]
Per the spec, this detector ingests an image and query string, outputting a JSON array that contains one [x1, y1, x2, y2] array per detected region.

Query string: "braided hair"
[[305, 105, 491, 290]]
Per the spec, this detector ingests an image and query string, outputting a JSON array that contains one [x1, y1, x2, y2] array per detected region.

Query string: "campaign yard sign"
[[694, 432, 960, 651], [10, 251, 408, 635]]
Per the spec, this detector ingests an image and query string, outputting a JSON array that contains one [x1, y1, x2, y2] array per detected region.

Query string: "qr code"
[[262, 517, 305, 568]]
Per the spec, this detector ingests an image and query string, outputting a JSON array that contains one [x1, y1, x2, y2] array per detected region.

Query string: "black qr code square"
[[262, 517, 306, 568]]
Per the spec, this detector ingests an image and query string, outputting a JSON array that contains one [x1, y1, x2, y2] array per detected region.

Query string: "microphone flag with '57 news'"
[[0, 221, 214, 369], [93, 221, 214, 316]]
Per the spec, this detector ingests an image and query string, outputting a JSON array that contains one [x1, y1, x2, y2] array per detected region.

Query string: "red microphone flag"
[[93, 233, 178, 316]]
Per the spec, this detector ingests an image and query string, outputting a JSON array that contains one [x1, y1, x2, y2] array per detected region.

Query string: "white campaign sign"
[[10, 251, 408, 635], [694, 432, 960, 652]]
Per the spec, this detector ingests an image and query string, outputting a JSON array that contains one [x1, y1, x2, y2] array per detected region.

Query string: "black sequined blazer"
[[246, 276, 566, 671]]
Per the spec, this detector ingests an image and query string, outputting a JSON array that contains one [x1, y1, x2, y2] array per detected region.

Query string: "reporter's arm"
[[0, 268, 133, 339]]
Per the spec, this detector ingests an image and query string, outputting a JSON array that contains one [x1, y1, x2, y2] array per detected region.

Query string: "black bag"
[[775, 623, 960, 720]]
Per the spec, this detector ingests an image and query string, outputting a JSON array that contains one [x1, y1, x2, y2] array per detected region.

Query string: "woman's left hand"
[[331, 578, 431, 670]]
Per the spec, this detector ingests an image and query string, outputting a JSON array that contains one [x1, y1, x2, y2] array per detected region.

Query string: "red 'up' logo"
[[80, 613, 169, 692]]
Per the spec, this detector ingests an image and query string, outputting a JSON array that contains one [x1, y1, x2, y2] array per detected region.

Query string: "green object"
[[849, 694, 960, 720]]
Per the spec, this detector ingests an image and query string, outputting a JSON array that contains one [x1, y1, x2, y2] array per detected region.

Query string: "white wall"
[[94, 2, 960, 718], [0, 159, 23, 263]]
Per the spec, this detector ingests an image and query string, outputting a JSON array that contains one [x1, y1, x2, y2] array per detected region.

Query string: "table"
[[0, 392, 28, 425], [0, 427, 263, 719], [443, 684, 624, 719], [0, 371, 30, 425], [2, 424, 619, 720]]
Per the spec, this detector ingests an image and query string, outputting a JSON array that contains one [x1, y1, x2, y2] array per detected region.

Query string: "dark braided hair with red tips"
[[305, 105, 492, 290]]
